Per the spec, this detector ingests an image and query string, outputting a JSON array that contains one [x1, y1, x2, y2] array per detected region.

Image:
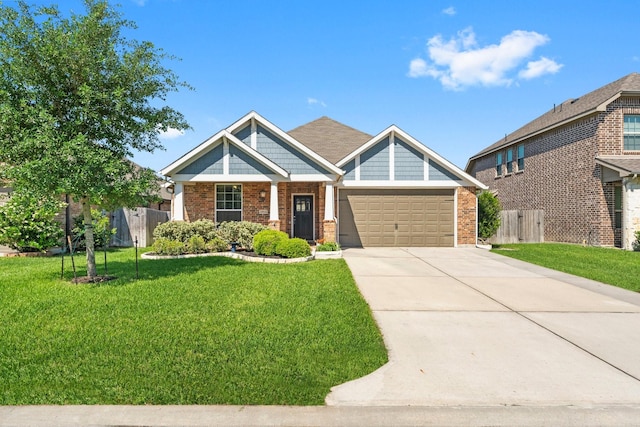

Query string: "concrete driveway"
[[326, 247, 640, 407]]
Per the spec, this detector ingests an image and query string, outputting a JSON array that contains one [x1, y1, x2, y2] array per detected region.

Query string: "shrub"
[[478, 191, 501, 241], [276, 237, 311, 259], [633, 231, 640, 252], [206, 237, 228, 252], [0, 192, 65, 252], [152, 238, 185, 256], [217, 221, 267, 250], [190, 219, 219, 242], [186, 235, 206, 254], [316, 241, 340, 251], [72, 209, 116, 249], [253, 229, 289, 256], [152, 221, 195, 243]]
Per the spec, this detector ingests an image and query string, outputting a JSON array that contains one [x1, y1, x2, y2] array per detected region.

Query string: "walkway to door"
[[326, 247, 640, 407]]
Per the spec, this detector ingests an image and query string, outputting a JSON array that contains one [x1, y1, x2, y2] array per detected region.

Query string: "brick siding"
[[182, 181, 333, 240], [456, 186, 477, 245]]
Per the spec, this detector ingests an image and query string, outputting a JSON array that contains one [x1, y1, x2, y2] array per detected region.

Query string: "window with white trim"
[[216, 184, 242, 222], [624, 115, 640, 151], [495, 152, 503, 176], [506, 148, 513, 174]]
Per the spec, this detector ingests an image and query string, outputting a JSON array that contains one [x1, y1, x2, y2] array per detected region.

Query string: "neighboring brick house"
[[161, 111, 486, 247], [466, 72, 640, 250]]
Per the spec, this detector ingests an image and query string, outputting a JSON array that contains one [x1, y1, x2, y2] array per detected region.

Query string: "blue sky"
[[26, 1, 640, 172]]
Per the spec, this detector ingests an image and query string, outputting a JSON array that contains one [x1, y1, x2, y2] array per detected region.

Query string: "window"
[[517, 144, 525, 171], [506, 148, 513, 174], [495, 152, 503, 176], [216, 184, 242, 222], [614, 185, 622, 229], [624, 115, 640, 151]]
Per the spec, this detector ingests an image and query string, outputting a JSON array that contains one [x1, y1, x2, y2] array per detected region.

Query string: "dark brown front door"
[[293, 195, 313, 241]]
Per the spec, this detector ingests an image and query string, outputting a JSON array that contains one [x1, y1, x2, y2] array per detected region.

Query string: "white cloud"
[[131, 0, 147, 6], [408, 27, 562, 90], [442, 6, 456, 16], [519, 57, 563, 79], [158, 127, 185, 139], [307, 97, 327, 107]]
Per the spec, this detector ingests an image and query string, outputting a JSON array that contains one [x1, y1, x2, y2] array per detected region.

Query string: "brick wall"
[[456, 186, 477, 245], [182, 181, 332, 240], [471, 96, 640, 248]]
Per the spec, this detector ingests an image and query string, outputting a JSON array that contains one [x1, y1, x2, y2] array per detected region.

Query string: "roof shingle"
[[469, 72, 640, 161], [287, 116, 372, 164]]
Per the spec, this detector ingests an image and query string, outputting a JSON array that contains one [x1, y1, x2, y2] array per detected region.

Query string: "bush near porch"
[[152, 220, 266, 255], [0, 248, 387, 405]]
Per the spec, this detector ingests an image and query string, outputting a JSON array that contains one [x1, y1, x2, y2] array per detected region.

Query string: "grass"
[[492, 243, 640, 292], [0, 248, 387, 405]]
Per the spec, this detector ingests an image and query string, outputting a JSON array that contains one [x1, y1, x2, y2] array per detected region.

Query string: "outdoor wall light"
[[259, 189, 267, 201]]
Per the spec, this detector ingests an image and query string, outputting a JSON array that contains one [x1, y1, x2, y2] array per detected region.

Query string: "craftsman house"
[[161, 111, 486, 247], [466, 72, 640, 250]]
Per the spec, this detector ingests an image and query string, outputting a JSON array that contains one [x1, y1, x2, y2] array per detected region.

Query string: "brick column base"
[[323, 220, 336, 242], [268, 220, 281, 231]]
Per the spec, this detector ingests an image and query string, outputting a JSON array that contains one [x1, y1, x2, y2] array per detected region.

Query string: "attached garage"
[[338, 189, 455, 247]]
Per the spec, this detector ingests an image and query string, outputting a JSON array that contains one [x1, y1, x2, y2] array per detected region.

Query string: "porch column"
[[324, 183, 334, 220], [268, 182, 281, 231], [323, 183, 337, 242], [173, 182, 184, 221]]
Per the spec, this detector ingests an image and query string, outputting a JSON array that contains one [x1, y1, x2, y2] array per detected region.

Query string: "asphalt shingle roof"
[[596, 156, 640, 175], [469, 73, 640, 161], [287, 116, 372, 164]]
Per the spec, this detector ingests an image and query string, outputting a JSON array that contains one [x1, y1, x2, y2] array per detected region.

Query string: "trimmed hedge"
[[253, 230, 289, 256], [276, 237, 311, 259]]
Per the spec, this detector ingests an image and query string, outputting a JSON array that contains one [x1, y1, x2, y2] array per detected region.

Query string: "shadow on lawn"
[[61, 252, 247, 285]]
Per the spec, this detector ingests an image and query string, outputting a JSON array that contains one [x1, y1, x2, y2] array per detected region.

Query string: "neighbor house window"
[[506, 148, 513, 174], [495, 152, 503, 176], [624, 115, 640, 151], [614, 185, 622, 229], [216, 184, 242, 222], [517, 144, 525, 171]]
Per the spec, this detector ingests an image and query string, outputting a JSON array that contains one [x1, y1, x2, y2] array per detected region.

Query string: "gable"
[[338, 125, 486, 188], [176, 143, 223, 175], [255, 125, 331, 175]]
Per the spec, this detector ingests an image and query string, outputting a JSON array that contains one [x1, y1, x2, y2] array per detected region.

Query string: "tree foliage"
[[478, 190, 502, 241], [0, 1, 190, 276]]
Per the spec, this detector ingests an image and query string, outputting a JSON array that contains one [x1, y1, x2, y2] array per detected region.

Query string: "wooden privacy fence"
[[489, 209, 544, 244], [110, 207, 169, 248]]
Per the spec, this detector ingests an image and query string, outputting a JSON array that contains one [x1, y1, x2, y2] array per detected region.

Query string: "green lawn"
[[0, 249, 387, 405], [492, 243, 640, 292]]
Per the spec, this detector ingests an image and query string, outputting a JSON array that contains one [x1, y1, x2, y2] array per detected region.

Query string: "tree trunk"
[[82, 198, 97, 278]]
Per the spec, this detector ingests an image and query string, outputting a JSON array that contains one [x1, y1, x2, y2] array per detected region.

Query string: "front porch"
[[172, 181, 337, 243]]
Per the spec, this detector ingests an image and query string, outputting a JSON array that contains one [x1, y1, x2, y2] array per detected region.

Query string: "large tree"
[[0, 0, 190, 278]]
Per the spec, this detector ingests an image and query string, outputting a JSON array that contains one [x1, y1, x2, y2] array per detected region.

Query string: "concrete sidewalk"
[[326, 247, 640, 407]]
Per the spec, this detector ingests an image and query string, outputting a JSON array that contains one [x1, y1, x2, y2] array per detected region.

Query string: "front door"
[[293, 195, 313, 241]]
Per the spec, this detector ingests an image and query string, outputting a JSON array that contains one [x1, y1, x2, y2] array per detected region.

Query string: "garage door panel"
[[338, 189, 455, 247]]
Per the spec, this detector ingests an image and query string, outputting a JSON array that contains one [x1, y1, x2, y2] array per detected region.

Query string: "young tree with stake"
[[0, 0, 190, 278]]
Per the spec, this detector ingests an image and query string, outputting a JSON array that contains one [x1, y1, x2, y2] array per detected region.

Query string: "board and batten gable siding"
[[394, 137, 424, 180], [360, 137, 390, 180], [429, 159, 459, 181], [176, 143, 224, 175], [228, 144, 273, 175], [255, 125, 329, 175]]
